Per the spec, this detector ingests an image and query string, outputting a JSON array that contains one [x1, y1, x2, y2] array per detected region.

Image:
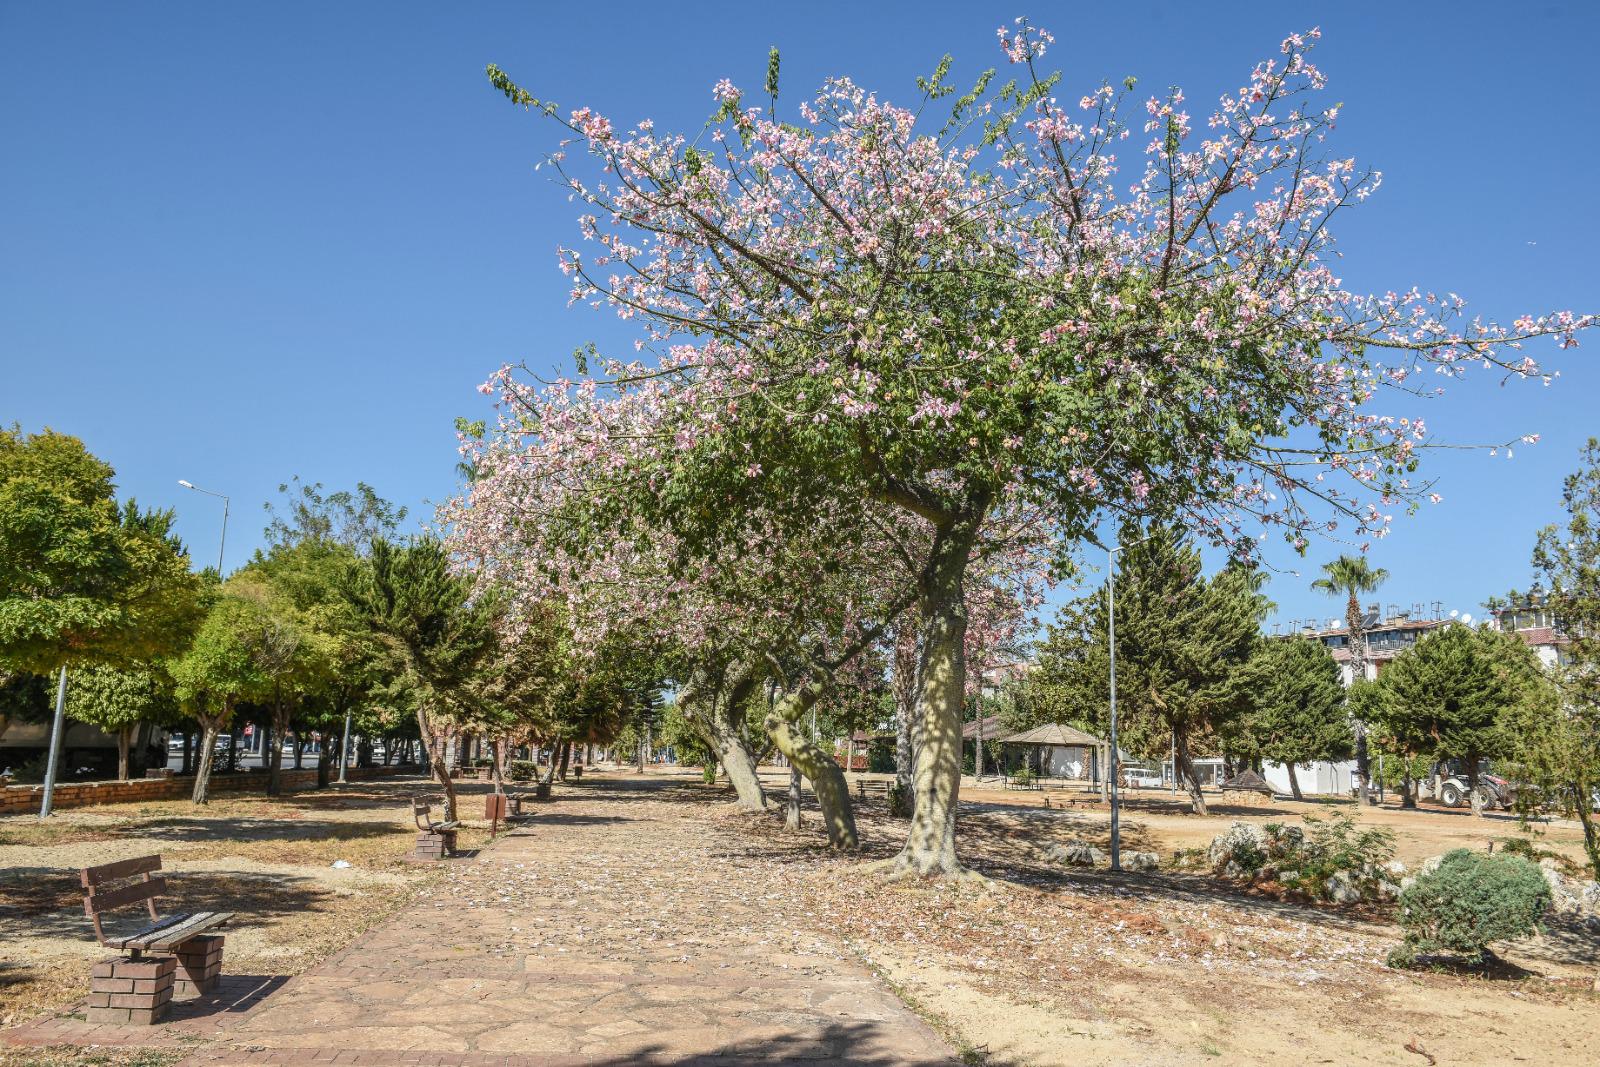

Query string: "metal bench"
[[80, 855, 232, 1023]]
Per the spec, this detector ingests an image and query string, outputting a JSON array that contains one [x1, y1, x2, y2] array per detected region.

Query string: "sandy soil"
[[734, 766, 1600, 1067], [0, 775, 492, 1026]]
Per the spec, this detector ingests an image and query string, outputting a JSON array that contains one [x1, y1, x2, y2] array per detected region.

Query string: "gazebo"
[[998, 723, 1105, 782]]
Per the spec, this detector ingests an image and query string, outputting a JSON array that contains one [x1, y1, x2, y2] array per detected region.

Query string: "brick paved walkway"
[[7, 774, 955, 1066]]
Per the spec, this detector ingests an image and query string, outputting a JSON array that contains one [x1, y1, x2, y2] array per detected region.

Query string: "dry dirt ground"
[[2, 768, 1597, 1067], [750, 767, 1599, 1067], [0, 773, 488, 1029]]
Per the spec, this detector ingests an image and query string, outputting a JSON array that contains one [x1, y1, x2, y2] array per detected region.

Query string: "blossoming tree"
[[481, 24, 1588, 875]]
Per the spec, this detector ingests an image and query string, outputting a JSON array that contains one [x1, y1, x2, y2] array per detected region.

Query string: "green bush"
[[1390, 849, 1551, 967], [508, 760, 537, 782], [1011, 767, 1037, 786], [1300, 812, 1395, 882]]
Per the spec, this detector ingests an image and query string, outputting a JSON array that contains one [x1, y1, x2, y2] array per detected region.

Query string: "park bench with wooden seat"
[[854, 778, 891, 800], [79, 855, 232, 1024], [412, 796, 459, 860]]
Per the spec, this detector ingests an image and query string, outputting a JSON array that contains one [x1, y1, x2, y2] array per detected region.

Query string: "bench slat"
[[117, 911, 233, 951], [107, 911, 190, 949], [84, 876, 165, 916], [82, 855, 162, 887], [144, 910, 232, 951]]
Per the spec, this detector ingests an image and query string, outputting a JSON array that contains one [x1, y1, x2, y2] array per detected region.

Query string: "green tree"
[[1032, 525, 1267, 814], [344, 537, 500, 820], [1231, 637, 1352, 800], [66, 663, 178, 781], [0, 428, 203, 675], [171, 590, 267, 803], [256, 479, 407, 785], [1375, 624, 1549, 810], [1505, 438, 1600, 877], [1310, 554, 1389, 800]]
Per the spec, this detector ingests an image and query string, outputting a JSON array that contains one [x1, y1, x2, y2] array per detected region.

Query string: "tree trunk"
[[417, 707, 458, 822], [886, 517, 980, 878], [1401, 768, 1417, 809], [557, 741, 571, 782], [292, 732, 305, 770], [266, 702, 292, 798], [180, 730, 193, 775], [317, 733, 336, 788], [192, 721, 222, 804], [706, 712, 767, 810], [766, 692, 857, 848], [1285, 762, 1303, 801], [785, 766, 803, 831], [1174, 732, 1208, 815], [1573, 777, 1600, 881], [892, 626, 919, 792], [116, 724, 133, 781], [489, 737, 507, 795]]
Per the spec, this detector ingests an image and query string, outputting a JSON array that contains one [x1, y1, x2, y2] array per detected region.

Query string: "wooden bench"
[[413, 796, 460, 860], [80, 855, 232, 1023], [854, 778, 891, 800]]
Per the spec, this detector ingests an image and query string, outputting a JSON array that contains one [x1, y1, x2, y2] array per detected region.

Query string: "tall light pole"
[[1107, 531, 1155, 873], [178, 480, 229, 575], [37, 667, 69, 819]]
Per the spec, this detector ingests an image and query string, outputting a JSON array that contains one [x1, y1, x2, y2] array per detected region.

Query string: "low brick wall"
[[0, 764, 416, 816]]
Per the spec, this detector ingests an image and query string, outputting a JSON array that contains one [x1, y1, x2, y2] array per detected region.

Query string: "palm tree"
[[1312, 555, 1389, 802]]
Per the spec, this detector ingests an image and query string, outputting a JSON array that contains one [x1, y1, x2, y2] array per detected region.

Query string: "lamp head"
[[178, 480, 194, 489]]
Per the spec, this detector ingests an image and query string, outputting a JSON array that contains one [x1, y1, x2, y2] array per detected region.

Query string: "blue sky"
[[3, 1, 1596, 630]]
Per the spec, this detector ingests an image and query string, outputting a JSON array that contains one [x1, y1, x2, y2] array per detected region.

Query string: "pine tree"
[[1507, 438, 1600, 876], [1230, 637, 1352, 800], [1032, 525, 1267, 814], [344, 537, 500, 821], [1375, 624, 1547, 809]]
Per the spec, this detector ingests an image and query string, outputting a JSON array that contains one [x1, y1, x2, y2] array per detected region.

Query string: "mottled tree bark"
[[767, 683, 857, 848], [785, 766, 804, 831], [884, 516, 982, 878], [1285, 762, 1303, 801], [417, 705, 458, 822], [191, 717, 226, 804]]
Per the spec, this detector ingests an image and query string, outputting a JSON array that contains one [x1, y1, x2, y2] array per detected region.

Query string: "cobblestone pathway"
[[8, 775, 955, 1066]]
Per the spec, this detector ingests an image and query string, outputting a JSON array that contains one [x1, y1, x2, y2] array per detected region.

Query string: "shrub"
[[1390, 849, 1551, 967], [1011, 767, 1037, 786], [508, 760, 537, 782], [1300, 812, 1395, 882]]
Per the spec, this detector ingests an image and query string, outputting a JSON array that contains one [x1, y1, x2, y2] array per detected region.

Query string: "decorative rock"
[[1045, 840, 1107, 867], [1125, 851, 1160, 872], [1326, 871, 1361, 905], [1207, 822, 1268, 869]]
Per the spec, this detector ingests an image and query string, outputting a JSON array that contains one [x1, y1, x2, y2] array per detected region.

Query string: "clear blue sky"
[[3, 1, 1596, 630]]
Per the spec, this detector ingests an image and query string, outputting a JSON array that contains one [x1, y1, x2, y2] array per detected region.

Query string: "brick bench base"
[[157, 933, 224, 996], [87, 956, 175, 1025], [414, 829, 456, 860]]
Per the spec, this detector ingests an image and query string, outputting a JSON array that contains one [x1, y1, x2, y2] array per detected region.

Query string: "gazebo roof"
[[961, 713, 1005, 740], [997, 723, 1103, 747], [1219, 768, 1274, 794]]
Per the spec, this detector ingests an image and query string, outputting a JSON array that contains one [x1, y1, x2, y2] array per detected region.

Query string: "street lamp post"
[[37, 667, 69, 819], [1107, 532, 1156, 873], [337, 707, 353, 785], [178, 480, 229, 574]]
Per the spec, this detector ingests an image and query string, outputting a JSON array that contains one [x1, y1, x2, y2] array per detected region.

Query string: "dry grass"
[[0, 775, 502, 1026]]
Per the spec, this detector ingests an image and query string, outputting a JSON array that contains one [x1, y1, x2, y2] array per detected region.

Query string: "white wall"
[[1263, 760, 1355, 796]]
